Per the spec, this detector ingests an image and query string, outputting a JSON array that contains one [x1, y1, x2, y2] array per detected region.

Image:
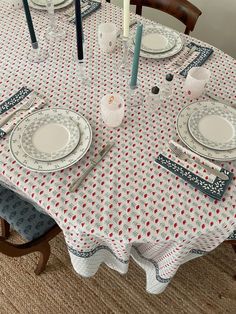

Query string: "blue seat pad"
[[0, 185, 56, 241]]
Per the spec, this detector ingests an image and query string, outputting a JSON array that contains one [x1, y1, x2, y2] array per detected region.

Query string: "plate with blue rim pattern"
[[177, 101, 236, 161], [21, 114, 80, 161], [129, 25, 183, 59], [188, 102, 236, 151], [9, 108, 92, 173], [135, 26, 176, 53], [31, 0, 65, 6], [29, 0, 73, 10]]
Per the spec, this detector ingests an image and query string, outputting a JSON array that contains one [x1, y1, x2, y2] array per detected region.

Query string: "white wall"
[[113, 0, 236, 58]]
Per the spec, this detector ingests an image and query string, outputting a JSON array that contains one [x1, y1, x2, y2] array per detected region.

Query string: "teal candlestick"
[[130, 23, 143, 88], [22, 0, 38, 49]]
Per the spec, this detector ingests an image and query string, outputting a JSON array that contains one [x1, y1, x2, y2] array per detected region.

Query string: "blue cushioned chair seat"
[[0, 185, 56, 241], [228, 230, 236, 240]]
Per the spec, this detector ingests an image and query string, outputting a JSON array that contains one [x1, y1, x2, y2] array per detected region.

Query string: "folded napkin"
[[70, 1, 101, 22], [155, 141, 233, 200], [167, 42, 213, 77], [0, 87, 45, 138]]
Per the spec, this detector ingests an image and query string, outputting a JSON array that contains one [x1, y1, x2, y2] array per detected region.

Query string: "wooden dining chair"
[[107, 0, 202, 35], [0, 185, 61, 275], [224, 232, 236, 280]]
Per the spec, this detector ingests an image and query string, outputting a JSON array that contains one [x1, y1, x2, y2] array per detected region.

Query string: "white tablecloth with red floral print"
[[0, 2, 235, 294]]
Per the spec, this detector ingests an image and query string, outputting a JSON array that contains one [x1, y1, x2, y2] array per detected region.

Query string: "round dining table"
[[0, 2, 235, 294]]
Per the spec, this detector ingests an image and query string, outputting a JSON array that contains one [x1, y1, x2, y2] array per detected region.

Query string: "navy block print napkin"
[[180, 42, 214, 77], [0, 87, 32, 138], [155, 154, 233, 200], [71, 1, 101, 22]]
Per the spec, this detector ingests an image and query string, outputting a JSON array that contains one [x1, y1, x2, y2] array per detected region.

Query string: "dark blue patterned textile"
[[180, 42, 214, 77], [227, 230, 236, 240], [0, 185, 56, 241]]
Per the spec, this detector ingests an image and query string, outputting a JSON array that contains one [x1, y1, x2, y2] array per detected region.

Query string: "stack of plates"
[[129, 25, 184, 59], [29, 0, 73, 10], [9, 108, 92, 172], [177, 100, 236, 161]]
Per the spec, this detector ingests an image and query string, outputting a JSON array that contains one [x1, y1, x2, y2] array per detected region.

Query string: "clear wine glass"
[[45, 0, 66, 41]]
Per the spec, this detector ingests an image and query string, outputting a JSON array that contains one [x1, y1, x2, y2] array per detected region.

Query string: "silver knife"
[[69, 143, 114, 192], [170, 143, 229, 181], [117, 19, 137, 38]]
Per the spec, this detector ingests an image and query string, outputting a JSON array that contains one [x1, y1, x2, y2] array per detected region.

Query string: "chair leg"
[[0, 218, 10, 238], [232, 244, 236, 254], [34, 242, 51, 275]]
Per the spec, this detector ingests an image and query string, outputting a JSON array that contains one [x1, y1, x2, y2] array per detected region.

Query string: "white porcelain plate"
[[129, 24, 183, 59], [9, 108, 92, 172], [188, 103, 236, 150], [177, 101, 236, 161], [137, 27, 176, 53], [29, 0, 73, 10], [31, 0, 65, 6], [21, 115, 80, 161]]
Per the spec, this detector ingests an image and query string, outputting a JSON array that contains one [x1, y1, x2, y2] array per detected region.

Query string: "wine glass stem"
[[46, 1, 56, 31]]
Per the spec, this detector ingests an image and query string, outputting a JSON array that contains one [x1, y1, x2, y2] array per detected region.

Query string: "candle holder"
[[45, 0, 66, 41], [74, 43, 91, 83], [119, 36, 130, 72], [126, 82, 144, 107], [76, 60, 91, 82], [27, 42, 49, 63]]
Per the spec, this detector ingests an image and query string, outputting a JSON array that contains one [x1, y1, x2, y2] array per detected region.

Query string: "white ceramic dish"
[[9, 108, 92, 172], [31, 0, 65, 6], [138, 27, 176, 53], [21, 114, 80, 161], [188, 103, 236, 151], [177, 101, 236, 161], [129, 24, 183, 60], [29, 0, 73, 10]]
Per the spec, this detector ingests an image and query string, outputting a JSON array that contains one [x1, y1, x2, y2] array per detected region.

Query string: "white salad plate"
[[177, 101, 236, 161], [29, 0, 73, 10], [31, 0, 65, 6], [136, 27, 176, 53], [21, 115, 80, 162], [9, 108, 92, 172], [188, 103, 236, 151], [129, 25, 183, 60]]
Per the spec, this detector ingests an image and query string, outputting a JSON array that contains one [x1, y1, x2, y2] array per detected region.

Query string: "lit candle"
[[22, 0, 38, 48], [123, 0, 130, 38], [75, 0, 83, 60], [130, 23, 143, 88]]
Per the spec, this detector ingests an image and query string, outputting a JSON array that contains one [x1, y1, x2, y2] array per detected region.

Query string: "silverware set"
[[0, 93, 37, 129], [173, 45, 197, 67], [169, 142, 229, 181]]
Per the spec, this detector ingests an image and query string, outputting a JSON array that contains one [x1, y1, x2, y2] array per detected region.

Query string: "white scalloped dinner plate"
[[21, 114, 80, 162], [129, 24, 183, 59], [188, 102, 236, 151], [177, 100, 236, 161], [31, 0, 65, 6], [9, 108, 92, 172], [29, 0, 73, 10], [138, 27, 176, 53]]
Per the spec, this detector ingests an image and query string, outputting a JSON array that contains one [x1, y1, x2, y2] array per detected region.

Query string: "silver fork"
[[169, 143, 229, 180], [174, 46, 197, 67], [0, 93, 37, 128]]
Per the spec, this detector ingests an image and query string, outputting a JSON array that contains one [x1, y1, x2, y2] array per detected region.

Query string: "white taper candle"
[[123, 0, 130, 38]]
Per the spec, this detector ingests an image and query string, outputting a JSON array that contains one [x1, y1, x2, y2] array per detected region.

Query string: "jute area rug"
[[0, 232, 235, 314]]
